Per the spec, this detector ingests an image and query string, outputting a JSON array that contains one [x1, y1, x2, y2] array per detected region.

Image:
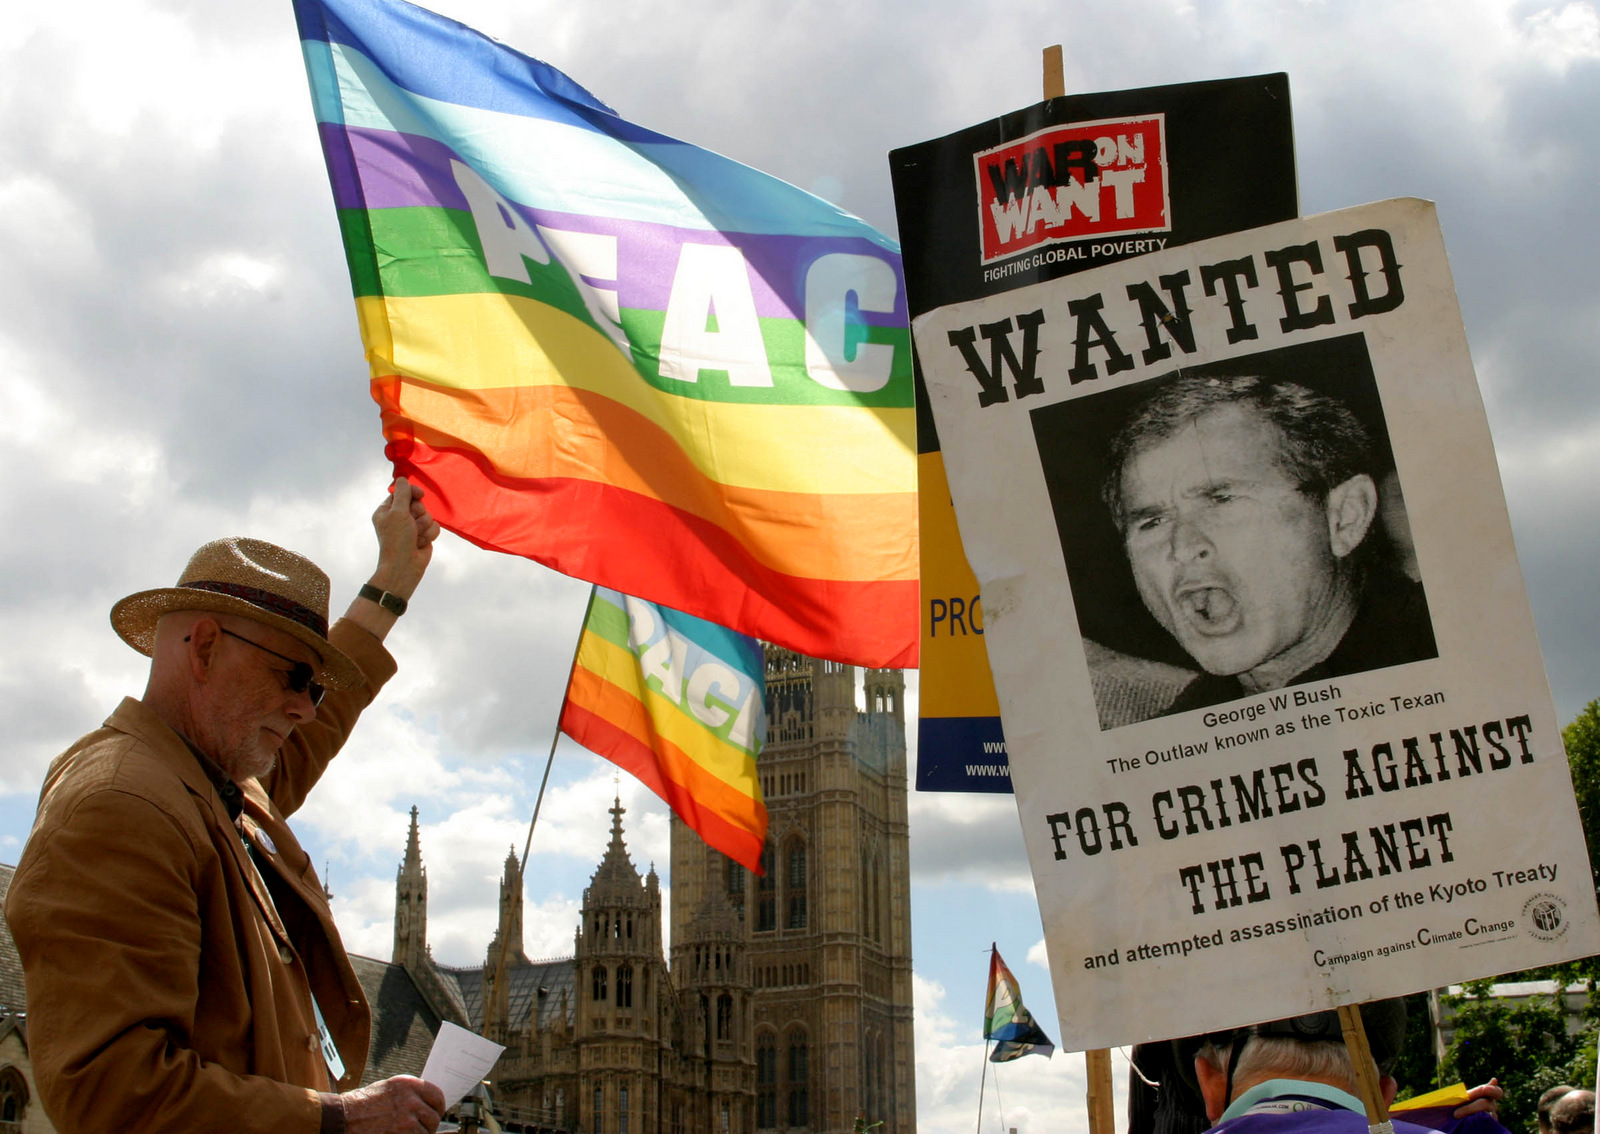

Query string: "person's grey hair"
[[1552, 1091, 1595, 1134], [1101, 374, 1375, 528], [1541, 1086, 1580, 1132], [1197, 1035, 1359, 1096]]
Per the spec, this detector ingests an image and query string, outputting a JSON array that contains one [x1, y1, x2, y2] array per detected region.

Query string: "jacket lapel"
[[103, 699, 294, 949]]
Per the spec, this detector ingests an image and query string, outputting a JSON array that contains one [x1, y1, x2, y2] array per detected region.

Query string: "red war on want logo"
[[975, 114, 1171, 265]]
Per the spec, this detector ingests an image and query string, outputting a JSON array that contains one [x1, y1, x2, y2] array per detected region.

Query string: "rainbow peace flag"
[[561, 587, 768, 870], [292, 0, 918, 668], [984, 946, 1055, 1062]]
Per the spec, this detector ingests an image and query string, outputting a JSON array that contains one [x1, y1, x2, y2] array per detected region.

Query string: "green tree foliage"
[[1563, 700, 1600, 892], [1391, 992, 1440, 1102], [1426, 702, 1600, 1131], [1439, 981, 1582, 1133]]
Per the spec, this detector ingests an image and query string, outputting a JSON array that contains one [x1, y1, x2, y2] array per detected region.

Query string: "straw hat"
[[110, 537, 363, 690]]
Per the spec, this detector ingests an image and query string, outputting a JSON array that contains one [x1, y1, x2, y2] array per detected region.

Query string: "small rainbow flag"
[[560, 587, 767, 871], [292, 0, 918, 668], [984, 946, 1055, 1062]]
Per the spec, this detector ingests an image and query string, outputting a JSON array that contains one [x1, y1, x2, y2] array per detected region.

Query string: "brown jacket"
[[4, 618, 396, 1133]]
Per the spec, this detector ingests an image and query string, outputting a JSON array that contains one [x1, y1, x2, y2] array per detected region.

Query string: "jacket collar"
[[1223, 1079, 1364, 1122], [105, 698, 230, 807]]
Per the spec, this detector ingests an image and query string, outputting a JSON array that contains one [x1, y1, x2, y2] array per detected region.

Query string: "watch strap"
[[358, 582, 408, 616]]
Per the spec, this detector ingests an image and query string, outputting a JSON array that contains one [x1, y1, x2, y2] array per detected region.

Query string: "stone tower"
[[671, 858, 756, 1134], [482, 847, 531, 1041], [393, 805, 428, 969], [670, 649, 915, 1133], [574, 796, 753, 1134]]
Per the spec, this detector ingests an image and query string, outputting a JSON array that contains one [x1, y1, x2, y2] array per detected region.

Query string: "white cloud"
[[1522, 2, 1600, 71]]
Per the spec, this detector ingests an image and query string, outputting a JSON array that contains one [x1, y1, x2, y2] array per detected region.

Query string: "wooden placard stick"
[[1085, 1048, 1116, 1134], [1043, 40, 1110, 1134], [1044, 44, 1065, 99], [1337, 1004, 1395, 1134]]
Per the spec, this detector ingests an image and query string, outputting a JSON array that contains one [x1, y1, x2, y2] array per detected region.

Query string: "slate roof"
[[435, 956, 576, 1032], [0, 864, 26, 1013], [349, 953, 444, 1086]]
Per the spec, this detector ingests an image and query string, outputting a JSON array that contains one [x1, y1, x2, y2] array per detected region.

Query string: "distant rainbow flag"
[[984, 946, 1055, 1062], [562, 587, 767, 870], [292, 0, 918, 668]]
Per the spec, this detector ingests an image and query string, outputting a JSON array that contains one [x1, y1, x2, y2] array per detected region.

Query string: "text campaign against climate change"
[[914, 197, 1600, 1051]]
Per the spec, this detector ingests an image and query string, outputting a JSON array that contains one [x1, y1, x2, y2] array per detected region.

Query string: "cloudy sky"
[[3, 1, 1598, 1131]]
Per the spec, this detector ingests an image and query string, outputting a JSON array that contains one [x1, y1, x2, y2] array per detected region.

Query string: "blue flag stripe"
[[300, 39, 897, 246], [293, 0, 615, 120]]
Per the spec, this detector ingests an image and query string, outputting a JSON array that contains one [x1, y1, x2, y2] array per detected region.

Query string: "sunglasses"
[[217, 628, 327, 707]]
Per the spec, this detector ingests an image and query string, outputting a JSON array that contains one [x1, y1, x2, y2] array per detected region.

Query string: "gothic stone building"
[[388, 648, 915, 1133]]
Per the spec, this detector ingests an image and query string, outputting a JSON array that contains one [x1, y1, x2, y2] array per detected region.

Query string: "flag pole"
[[481, 585, 598, 1039], [977, 1037, 991, 1134], [977, 943, 995, 1134], [1337, 1003, 1394, 1134]]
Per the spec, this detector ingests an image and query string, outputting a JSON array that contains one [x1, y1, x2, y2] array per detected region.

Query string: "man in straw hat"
[[6, 479, 448, 1133]]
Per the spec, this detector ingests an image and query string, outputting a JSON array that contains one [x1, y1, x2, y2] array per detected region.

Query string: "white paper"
[[915, 198, 1600, 1050], [421, 1021, 504, 1109]]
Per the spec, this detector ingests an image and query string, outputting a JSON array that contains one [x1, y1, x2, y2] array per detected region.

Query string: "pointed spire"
[[609, 793, 626, 848], [490, 843, 528, 967], [588, 793, 641, 891], [401, 805, 423, 876], [393, 805, 428, 967]]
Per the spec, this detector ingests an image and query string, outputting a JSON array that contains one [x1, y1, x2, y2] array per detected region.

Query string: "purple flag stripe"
[[320, 122, 908, 323]]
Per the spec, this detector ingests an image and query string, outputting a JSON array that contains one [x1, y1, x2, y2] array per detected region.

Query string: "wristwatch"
[[358, 583, 408, 616]]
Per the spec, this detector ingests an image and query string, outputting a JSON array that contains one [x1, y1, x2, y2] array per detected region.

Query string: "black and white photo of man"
[[1103, 373, 1434, 713], [1034, 340, 1439, 728]]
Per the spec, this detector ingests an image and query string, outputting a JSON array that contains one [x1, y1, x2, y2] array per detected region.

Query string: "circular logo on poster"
[[1524, 893, 1568, 941]]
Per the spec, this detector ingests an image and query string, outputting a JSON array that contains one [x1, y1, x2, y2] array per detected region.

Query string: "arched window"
[[864, 1030, 877, 1119], [786, 1029, 810, 1127], [883, 1030, 896, 1119], [756, 842, 775, 931], [617, 963, 634, 1008], [593, 1086, 603, 1134], [785, 838, 807, 929], [756, 1032, 778, 1128], [873, 854, 883, 943], [620, 1086, 630, 1134], [726, 856, 746, 912], [716, 993, 733, 1041], [592, 965, 608, 1002], [0, 1066, 26, 1123]]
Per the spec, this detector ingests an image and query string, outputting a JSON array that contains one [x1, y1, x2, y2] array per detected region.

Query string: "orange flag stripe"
[[377, 376, 918, 583]]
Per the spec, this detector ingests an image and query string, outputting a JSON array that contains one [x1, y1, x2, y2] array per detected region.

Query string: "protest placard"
[[914, 197, 1600, 1050], [889, 74, 1297, 791]]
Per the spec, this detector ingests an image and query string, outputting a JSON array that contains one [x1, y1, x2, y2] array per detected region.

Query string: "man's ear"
[[1325, 473, 1378, 559], [186, 617, 223, 684], [1381, 1076, 1399, 1109], [1195, 1054, 1229, 1123]]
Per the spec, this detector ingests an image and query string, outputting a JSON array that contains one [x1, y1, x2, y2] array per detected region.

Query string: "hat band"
[[180, 580, 330, 639]]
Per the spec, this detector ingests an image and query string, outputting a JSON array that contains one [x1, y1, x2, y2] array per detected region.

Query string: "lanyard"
[[238, 825, 348, 1085]]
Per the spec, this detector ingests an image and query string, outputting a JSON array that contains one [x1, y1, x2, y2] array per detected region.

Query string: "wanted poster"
[[914, 197, 1600, 1051]]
